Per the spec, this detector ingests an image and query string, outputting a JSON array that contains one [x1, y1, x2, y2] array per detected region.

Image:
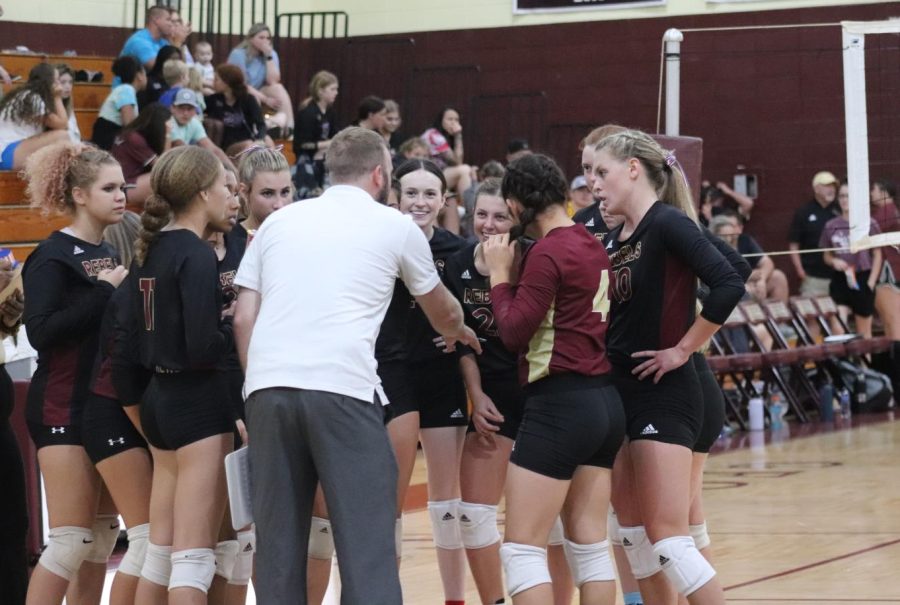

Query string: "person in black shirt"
[[204, 64, 273, 153], [787, 171, 840, 297], [572, 124, 628, 241], [129, 146, 236, 601], [385, 158, 468, 602], [594, 130, 743, 605], [21, 142, 130, 605], [292, 70, 339, 198], [137, 45, 183, 110]]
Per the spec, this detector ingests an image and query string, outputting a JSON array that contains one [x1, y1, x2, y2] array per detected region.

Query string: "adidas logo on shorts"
[[450, 409, 464, 419], [461, 270, 472, 279], [641, 424, 659, 435]]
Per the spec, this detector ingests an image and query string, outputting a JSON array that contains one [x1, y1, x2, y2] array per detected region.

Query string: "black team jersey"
[[604, 202, 745, 370], [90, 284, 130, 400], [573, 201, 610, 241], [444, 242, 517, 378], [406, 227, 466, 362], [375, 279, 412, 364], [23, 231, 119, 425], [131, 230, 233, 371], [217, 229, 247, 373]]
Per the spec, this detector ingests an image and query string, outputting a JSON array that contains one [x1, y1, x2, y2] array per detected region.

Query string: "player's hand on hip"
[[472, 392, 504, 436], [631, 346, 690, 384]]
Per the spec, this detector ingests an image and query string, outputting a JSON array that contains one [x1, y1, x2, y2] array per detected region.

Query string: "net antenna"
[[842, 20, 900, 252]]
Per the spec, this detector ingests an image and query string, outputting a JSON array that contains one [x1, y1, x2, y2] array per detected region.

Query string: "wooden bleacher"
[[0, 51, 295, 262]]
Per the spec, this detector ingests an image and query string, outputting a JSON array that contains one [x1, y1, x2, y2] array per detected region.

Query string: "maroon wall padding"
[[653, 135, 703, 207], [11, 380, 42, 563]]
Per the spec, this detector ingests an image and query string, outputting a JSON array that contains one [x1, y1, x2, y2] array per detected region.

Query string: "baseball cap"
[[812, 171, 839, 187], [570, 175, 588, 190], [172, 88, 201, 110]]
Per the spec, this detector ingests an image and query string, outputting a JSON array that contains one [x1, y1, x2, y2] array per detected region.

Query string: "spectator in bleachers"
[[421, 107, 471, 234], [293, 70, 338, 197], [398, 137, 428, 161], [192, 40, 216, 94], [111, 103, 171, 206], [54, 64, 80, 142], [381, 99, 404, 154], [355, 95, 387, 132], [137, 45, 183, 110], [788, 171, 841, 297], [227, 23, 294, 137], [505, 138, 531, 164], [165, 9, 194, 64], [168, 88, 234, 170], [157, 59, 190, 107], [567, 175, 592, 217], [870, 178, 900, 342], [204, 64, 272, 152], [0, 63, 69, 171], [120, 5, 173, 71], [820, 181, 882, 339], [700, 180, 755, 226], [91, 56, 145, 151], [715, 209, 789, 303], [184, 67, 208, 113]]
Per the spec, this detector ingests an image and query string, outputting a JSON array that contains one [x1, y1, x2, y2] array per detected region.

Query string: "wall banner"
[[514, 0, 666, 14]]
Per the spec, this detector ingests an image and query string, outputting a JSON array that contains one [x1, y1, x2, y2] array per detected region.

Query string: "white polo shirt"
[[234, 184, 439, 403]]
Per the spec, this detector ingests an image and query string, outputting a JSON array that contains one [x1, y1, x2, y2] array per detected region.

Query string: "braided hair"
[[501, 153, 568, 239]]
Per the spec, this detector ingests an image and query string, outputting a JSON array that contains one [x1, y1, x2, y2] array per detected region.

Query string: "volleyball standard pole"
[[663, 28, 684, 137]]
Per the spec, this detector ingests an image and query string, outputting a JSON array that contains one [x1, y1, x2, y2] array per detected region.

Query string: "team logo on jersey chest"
[[608, 242, 642, 268], [81, 257, 117, 277], [463, 288, 491, 305]]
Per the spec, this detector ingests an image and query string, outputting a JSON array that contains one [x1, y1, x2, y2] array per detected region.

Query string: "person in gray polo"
[[233, 126, 480, 604]]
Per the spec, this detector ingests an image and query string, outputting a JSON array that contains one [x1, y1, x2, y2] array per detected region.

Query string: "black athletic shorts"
[[510, 373, 625, 480], [82, 393, 148, 464], [111, 361, 153, 407], [830, 270, 875, 318], [468, 371, 525, 441], [612, 362, 703, 449], [691, 354, 725, 454], [141, 370, 234, 451], [27, 420, 81, 449], [384, 357, 469, 429]]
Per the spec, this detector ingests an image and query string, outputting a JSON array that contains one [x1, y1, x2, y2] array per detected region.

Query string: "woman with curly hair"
[[0, 63, 69, 170], [21, 141, 129, 605]]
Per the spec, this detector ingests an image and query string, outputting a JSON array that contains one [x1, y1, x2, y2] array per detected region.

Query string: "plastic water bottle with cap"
[[819, 383, 834, 422], [748, 394, 765, 431], [840, 388, 852, 419]]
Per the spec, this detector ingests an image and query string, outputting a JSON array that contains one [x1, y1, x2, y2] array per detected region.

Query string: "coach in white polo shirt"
[[233, 126, 479, 604]]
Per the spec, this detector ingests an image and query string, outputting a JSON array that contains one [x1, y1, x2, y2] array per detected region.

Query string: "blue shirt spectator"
[[227, 46, 280, 90], [121, 29, 170, 69]]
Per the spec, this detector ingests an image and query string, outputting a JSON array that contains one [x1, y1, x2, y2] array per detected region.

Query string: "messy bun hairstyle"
[[134, 146, 222, 265], [24, 141, 119, 215], [501, 153, 568, 238]]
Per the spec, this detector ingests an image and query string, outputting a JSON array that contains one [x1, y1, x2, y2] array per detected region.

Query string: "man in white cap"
[[788, 171, 840, 297], [168, 88, 234, 170], [568, 175, 593, 215]]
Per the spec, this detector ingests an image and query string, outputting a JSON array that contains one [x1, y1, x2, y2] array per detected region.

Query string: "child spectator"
[[111, 102, 172, 207], [185, 67, 208, 112], [168, 88, 233, 170], [91, 56, 146, 150], [54, 64, 80, 142], [398, 136, 428, 161], [381, 99, 403, 154], [192, 40, 215, 94], [292, 70, 338, 197], [0, 63, 69, 171], [158, 59, 190, 107]]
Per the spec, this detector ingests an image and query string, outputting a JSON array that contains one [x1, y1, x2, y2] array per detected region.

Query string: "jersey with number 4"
[[131, 230, 233, 371], [491, 224, 612, 386]]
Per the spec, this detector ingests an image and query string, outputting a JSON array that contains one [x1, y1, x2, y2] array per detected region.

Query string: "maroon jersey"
[[491, 224, 612, 386]]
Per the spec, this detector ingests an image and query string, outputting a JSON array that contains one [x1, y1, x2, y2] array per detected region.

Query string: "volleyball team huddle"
[[19, 122, 747, 605]]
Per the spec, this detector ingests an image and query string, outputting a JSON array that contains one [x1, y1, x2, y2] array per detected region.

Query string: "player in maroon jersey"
[[483, 153, 625, 605]]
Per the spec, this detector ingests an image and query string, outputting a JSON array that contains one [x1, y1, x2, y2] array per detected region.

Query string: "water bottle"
[[819, 383, 834, 422], [840, 388, 852, 419], [748, 395, 765, 431], [768, 393, 786, 430]]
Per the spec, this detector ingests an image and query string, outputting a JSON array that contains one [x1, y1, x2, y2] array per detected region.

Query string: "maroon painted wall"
[[5, 2, 900, 273]]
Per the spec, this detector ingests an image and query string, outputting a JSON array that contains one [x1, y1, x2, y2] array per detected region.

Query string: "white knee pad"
[[653, 536, 716, 596], [499, 542, 551, 597], [458, 502, 501, 549], [607, 508, 623, 547], [118, 523, 150, 577], [214, 540, 240, 581], [690, 522, 711, 551], [395, 517, 403, 559], [228, 529, 255, 586], [308, 516, 335, 560], [141, 543, 173, 586], [38, 526, 94, 580], [427, 499, 463, 550], [619, 525, 659, 579], [85, 514, 121, 564], [547, 516, 565, 547], [170, 548, 216, 593], [563, 539, 616, 587]]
